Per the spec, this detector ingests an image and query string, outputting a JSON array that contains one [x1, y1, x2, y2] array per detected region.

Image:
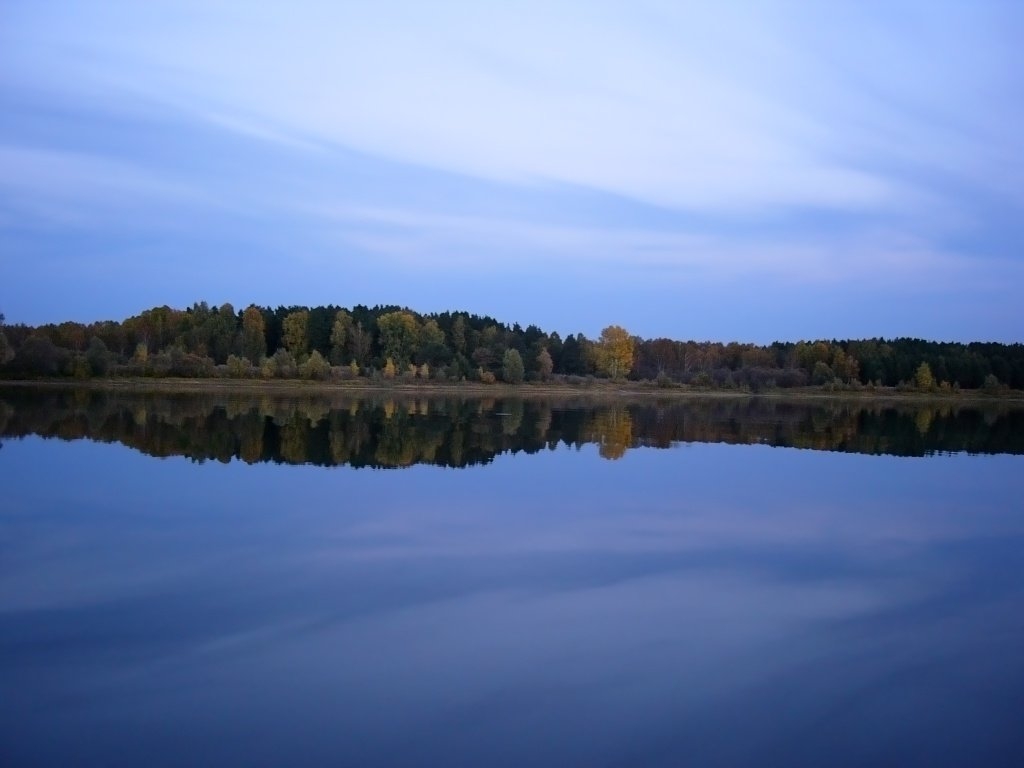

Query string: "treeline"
[[0, 303, 1022, 390], [3, 390, 1022, 464]]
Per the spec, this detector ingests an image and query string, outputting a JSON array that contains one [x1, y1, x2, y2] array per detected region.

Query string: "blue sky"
[[1, 0, 1022, 342]]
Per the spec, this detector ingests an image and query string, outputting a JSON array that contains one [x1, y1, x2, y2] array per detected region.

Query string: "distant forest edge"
[[0, 302, 1021, 392]]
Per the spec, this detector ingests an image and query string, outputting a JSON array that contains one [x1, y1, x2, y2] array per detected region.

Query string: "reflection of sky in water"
[[2, 437, 1023, 767]]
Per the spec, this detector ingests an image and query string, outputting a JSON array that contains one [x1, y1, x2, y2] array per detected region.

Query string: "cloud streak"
[[11, 1, 1021, 214]]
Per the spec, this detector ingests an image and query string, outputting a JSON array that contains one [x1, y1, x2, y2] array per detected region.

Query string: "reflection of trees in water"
[[589, 409, 633, 460], [0, 400, 8, 453], [1, 388, 1023, 467], [534, 404, 552, 440], [501, 401, 523, 436], [915, 408, 934, 436]]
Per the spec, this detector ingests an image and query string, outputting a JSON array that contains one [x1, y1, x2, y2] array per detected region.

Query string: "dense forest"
[[0, 303, 1022, 391], [2, 390, 1021, 464]]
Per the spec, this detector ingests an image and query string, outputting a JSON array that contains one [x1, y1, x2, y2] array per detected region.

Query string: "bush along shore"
[[0, 302, 1021, 397]]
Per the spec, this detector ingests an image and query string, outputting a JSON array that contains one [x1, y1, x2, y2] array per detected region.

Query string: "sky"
[[1, 0, 1022, 343]]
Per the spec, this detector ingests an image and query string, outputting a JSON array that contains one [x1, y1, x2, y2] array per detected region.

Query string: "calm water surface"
[[1, 390, 1023, 767]]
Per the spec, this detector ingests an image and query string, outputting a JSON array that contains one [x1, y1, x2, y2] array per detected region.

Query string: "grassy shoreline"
[[2, 377, 1022, 404]]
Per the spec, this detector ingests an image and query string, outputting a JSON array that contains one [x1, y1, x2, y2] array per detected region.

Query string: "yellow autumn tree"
[[595, 325, 634, 380], [240, 305, 266, 363], [915, 362, 934, 391], [282, 310, 309, 357]]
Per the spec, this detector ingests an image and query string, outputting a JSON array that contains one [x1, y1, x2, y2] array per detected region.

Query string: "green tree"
[[450, 315, 467, 354], [377, 311, 419, 368], [471, 324, 503, 372], [299, 350, 330, 380], [418, 318, 449, 365], [268, 348, 297, 378], [240, 305, 266, 363], [329, 310, 353, 364], [560, 334, 586, 375], [15, 335, 67, 376], [0, 312, 14, 365], [205, 302, 237, 363], [502, 348, 525, 384], [595, 325, 634, 379], [282, 310, 309, 357], [85, 337, 111, 376], [795, 341, 832, 374], [832, 348, 860, 383], [536, 347, 553, 381], [350, 322, 372, 366], [812, 361, 834, 385], [226, 354, 250, 378]]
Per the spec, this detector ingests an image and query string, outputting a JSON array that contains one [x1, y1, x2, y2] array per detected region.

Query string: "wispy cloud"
[[309, 202, 972, 288], [0, 145, 211, 227], [10, 1, 1021, 215]]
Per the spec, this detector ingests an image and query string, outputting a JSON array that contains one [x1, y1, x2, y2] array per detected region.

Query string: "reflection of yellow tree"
[[449, 428, 465, 466], [592, 409, 633, 460], [72, 388, 90, 409], [270, 402, 298, 427], [279, 421, 309, 464], [983, 408, 1002, 427], [419, 434, 443, 464], [375, 417, 418, 466], [329, 426, 350, 464], [328, 412, 369, 464], [915, 408, 934, 436], [132, 405, 148, 429], [238, 413, 265, 463], [258, 396, 275, 418], [225, 399, 250, 420], [299, 401, 329, 426]]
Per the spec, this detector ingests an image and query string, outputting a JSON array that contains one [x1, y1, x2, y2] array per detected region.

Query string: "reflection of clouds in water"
[[1, 432, 1023, 766]]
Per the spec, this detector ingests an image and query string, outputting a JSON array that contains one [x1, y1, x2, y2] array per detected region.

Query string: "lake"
[[2, 388, 1023, 767]]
